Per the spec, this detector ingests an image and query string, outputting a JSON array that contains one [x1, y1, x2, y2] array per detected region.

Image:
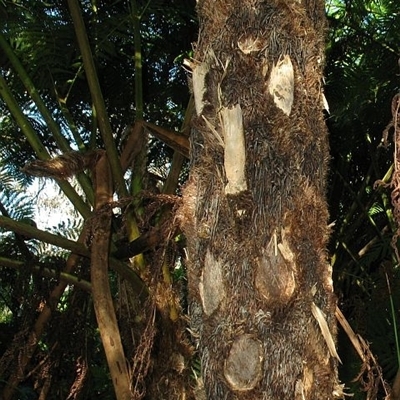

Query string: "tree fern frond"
[[48, 218, 83, 242], [0, 186, 34, 222], [0, 114, 36, 185], [35, 241, 70, 261], [0, 166, 16, 190], [369, 202, 385, 217]]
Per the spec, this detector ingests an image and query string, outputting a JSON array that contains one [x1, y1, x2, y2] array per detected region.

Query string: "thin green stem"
[[67, 0, 128, 198], [0, 215, 147, 299], [122, 0, 146, 252], [0, 215, 90, 256], [131, 0, 143, 121], [56, 96, 87, 151], [129, 0, 146, 219], [161, 96, 193, 194], [0, 32, 68, 152], [385, 271, 400, 368], [0, 257, 92, 292], [0, 75, 91, 218], [0, 32, 95, 205], [0, 74, 49, 160]]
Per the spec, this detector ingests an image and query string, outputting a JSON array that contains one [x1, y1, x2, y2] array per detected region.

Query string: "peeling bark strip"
[[267, 55, 294, 116], [220, 104, 247, 195], [181, 0, 342, 399]]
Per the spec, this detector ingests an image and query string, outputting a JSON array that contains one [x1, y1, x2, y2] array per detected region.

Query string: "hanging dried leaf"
[[311, 302, 341, 363]]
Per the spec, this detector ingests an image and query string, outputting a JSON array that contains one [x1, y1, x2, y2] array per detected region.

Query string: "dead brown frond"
[[131, 303, 157, 400], [336, 307, 391, 399], [22, 150, 103, 179], [66, 357, 88, 400]]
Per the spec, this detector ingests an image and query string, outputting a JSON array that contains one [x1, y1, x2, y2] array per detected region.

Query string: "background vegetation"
[[0, 0, 399, 398]]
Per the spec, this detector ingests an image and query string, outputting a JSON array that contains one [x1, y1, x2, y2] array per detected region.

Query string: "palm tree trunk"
[[180, 1, 343, 398]]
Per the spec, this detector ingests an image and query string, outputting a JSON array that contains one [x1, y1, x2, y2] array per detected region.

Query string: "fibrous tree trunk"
[[180, 1, 343, 399]]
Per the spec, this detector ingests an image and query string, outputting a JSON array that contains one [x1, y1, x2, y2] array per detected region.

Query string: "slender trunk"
[[91, 152, 131, 400], [180, 1, 343, 398]]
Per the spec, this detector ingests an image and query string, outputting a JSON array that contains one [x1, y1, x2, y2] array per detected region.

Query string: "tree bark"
[[180, 1, 343, 399]]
